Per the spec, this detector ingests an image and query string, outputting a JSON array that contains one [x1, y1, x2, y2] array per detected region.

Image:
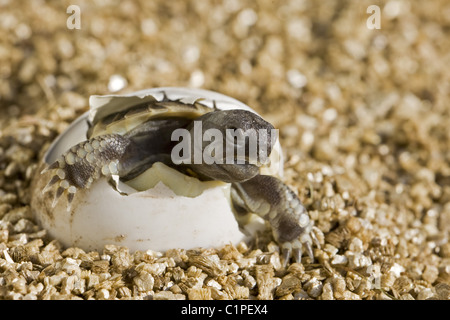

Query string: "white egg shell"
[[31, 87, 282, 253]]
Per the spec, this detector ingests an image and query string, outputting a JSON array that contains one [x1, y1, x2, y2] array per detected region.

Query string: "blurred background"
[[1, 0, 447, 120]]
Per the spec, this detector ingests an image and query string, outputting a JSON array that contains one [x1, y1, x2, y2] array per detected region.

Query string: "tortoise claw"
[[280, 235, 315, 266], [43, 175, 60, 193], [40, 161, 59, 174], [311, 226, 322, 249], [304, 241, 314, 261], [51, 187, 65, 208], [293, 247, 302, 264], [42, 161, 79, 211], [282, 247, 292, 267]]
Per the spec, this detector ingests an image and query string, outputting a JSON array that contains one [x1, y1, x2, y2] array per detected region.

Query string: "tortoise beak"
[[224, 127, 275, 167]]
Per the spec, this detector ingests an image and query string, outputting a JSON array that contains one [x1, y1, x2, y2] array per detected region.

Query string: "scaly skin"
[[231, 175, 319, 264], [42, 105, 318, 264]]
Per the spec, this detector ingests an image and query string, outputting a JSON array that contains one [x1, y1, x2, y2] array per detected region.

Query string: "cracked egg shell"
[[31, 87, 283, 253]]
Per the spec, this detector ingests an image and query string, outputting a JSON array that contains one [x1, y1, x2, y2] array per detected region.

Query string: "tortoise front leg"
[[231, 175, 319, 264], [42, 133, 132, 208]]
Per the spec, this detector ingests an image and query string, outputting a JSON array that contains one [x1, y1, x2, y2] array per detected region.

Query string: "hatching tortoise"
[[41, 91, 319, 263]]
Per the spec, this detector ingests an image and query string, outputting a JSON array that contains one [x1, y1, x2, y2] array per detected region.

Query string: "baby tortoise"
[[42, 93, 319, 263]]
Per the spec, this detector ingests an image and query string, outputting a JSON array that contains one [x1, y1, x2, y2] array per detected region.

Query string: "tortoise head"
[[185, 109, 277, 182]]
